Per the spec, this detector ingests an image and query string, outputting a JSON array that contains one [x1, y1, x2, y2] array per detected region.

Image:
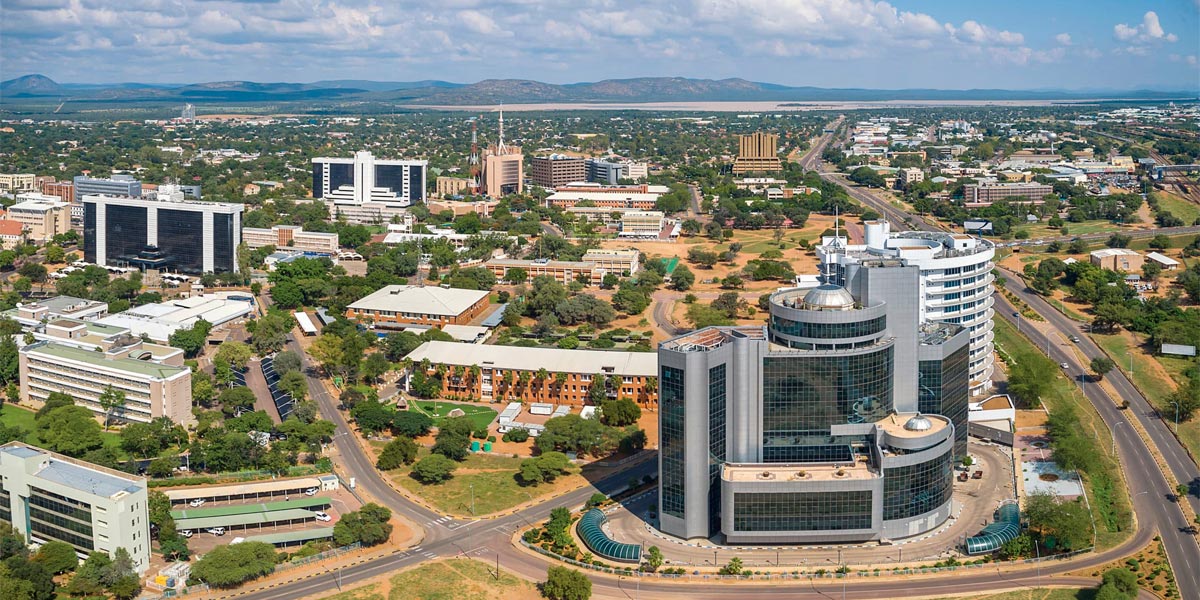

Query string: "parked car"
[[304, 488, 318, 496], [189, 499, 206, 507], [179, 530, 193, 538], [313, 511, 332, 522], [207, 527, 225, 536]]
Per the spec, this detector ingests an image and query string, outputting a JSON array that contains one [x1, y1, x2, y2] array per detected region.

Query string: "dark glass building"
[[81, 195, 243, 274], [311, 151, 427, 207], [658, 261, 969, 544]]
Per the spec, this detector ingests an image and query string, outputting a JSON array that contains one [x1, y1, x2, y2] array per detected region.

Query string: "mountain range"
[[1, 74, 1194, 106]]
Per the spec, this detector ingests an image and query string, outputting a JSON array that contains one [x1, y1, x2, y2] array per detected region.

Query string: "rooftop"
[[722, 460, 875, 482], [0, 442, 144, 499], [347, 285, 489, 317], [23, 340, 189, 379], [407, 340, 657, 377], [1090, 248, 1140, 258], [661, 326, 766, 352], [877, 412, 949, 439]]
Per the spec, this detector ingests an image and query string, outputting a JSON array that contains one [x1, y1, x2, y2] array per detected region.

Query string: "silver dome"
[[904, 413, 934, 432], [803, 285, 855, 310]]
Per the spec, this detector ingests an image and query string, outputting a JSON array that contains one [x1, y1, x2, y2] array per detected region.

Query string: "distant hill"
[[1, 74, 1193, 107]]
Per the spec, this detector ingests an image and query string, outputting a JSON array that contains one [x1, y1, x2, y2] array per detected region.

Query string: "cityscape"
[[0, 2, 1198, 600]]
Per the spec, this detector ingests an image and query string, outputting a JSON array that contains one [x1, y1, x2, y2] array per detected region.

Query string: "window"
[[733, 491, 873, 532], [660, 366, 686, 519]]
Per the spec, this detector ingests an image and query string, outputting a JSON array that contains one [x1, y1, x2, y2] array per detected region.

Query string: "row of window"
[[769, 315, 886, 340], [882, 452, 954, 521], [732, 491, 874, 532], [660, 366, 687, 520], [27, 357, 158, 394]]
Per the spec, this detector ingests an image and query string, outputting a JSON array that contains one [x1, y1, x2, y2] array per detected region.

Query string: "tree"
[[645, 546, 664, 572], [273, 350, 303, 375], [518, 451, 572, 485], [36, 405, 103, 457], [505, 267, 528, 285], [1024, 492, 1092, 551], [308, 333, 346, 375], [432, 425, 470, 461], [0, 336, 17, 386], [214, 342, 253, 369], [361, 352, 391, 383], [278, 370, 309, 400], [719, 556, 744, 575], [191, 541, 278, 588], [600, 398, 641, 427], [270, 281, 304, 309], [1101, 568, 1138, 598], [669, 264, 695, 291], [217, 386, 256, 415], [333, 503, 393, 546], [167, 319, 212, 357], [411, 454, 457, 484], [32, 541, 78, 574], [44, 245, 65, 264], [376, 437, 418, 470], [251, 313, 290, 355], [98, 385, 126, 430], [391, 410, 433, 438], [350, 400, 394, 434], [542, 566, 592, 600], [1090, 356, 1115, 380], [4, 557, 53, 600]]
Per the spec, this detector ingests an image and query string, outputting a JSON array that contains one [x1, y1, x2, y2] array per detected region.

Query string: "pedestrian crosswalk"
[[409, 546, 439, 560], [426, 516, 471, 530]]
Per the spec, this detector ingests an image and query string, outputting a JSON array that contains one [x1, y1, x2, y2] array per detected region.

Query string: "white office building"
[[312, 151, 427, 208]]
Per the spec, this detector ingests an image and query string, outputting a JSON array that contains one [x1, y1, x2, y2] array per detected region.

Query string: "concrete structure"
[[658, 269, 968, 543], [482, 146, 523, 197], [2, 296, 109, 328], [963, 182, 1053, 205], [580, 248, 641, 275], [619, 211, 665, 238], [486, 258, 604, 286], [95, 293, 255, 344], [531, 155, 587, 188], [346, 285, 490, 328], [586, 158, 645, 184], [0, 220, 25, 249], [0, 442, 150, 574], [73, 175, 141, 203], [0, 174, 37, 193], [820, 221, 995, 395], [82, 195, 243, 274], [20, 332, 193, 425], [547, 183, 661, 210], [242, 225, 339, 254], [898, 168, 925, 188], [9, 193, 71, 242], [406, 341, 658, 406], [1090, 248, 1144, 272], [435, 176, 473, 198], [41, 180, 74, 205], [426, 199, 500, 218], [733, 132, 783, 174], [312, 151, 427, 208]]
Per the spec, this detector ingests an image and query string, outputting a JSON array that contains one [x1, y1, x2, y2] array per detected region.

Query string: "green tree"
[[273, 350, 303, 375], [600, 398, 641, 427], [351, 400, 394, 434], [645, 546, 664, 572], [191, 542, 278, 588], [376, 437, 418, 470], [36, 405, 103, 457], [542, 566, 592, 600], [214, 341, 253, 369], [32, 541, 78, 574], [217, 386, 257, 415], [719, 556, 744, 575], [390, 410, 433, 438], [1101, 567, 1138, 598], [0, 336, 18, 386], [278, 370, 309, 401], [332, 503, 393, 546], [1024, 492, 1093, 551], [1090, 356, 1115, 379], [98, 385, 126, 430], [411, 454, 457, 484], [669, 264, 695, 291]]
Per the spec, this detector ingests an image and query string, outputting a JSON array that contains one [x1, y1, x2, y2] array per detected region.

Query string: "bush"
[[411, 454, 457, 484], [191, 542, 278, 588], [543, 566, 592, 600], [376, 437, 418, 470], [503, 428, 530, 443], [332, 503, 393, 547]]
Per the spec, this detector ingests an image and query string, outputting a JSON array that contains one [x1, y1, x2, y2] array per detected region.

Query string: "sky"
[[1, 0, 1198, 90]]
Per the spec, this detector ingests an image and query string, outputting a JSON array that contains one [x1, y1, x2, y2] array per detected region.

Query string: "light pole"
[[1127, 352, 1134, 376], [469, 483, 475, 516], [1169, 400, 1181, 431]]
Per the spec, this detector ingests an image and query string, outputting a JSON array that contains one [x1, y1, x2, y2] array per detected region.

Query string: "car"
[[313, 511, 332, 522], [304, 487, 317, 496], [179, 529, 193, 538], [1069, 335, 1081, 343], [189, 499, 206, 507], [1060, 362, 1069, 369], [207, 527, 225, 536]]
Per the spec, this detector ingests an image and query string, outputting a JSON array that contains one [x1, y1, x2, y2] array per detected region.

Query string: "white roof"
[[441, 324, 490, 342], [406, 341, 657, 377], [1145, 252, 1180, 266], [348, 285, 488, 317], [95, 293, 254, 342], [1090, 248, 1140, 258]]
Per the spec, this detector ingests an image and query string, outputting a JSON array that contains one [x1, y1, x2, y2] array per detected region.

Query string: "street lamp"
[[1168, 399, 1181, 431]]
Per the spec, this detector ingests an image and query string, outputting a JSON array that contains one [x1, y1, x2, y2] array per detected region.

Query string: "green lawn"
[[993, 318, 1133, 550], [1153, 192, 1200, 225], [0, 405, 126, 458], [321, 559, 536, 600], [410, 401, 497, 431], [389, 448, 578, 516], [1014, 219, 1119, 239]]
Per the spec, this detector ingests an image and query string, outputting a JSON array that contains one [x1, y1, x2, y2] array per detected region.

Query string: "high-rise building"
[[9, 193, 71, 243], [732, 132, 783, 174], [311, 151, 427, 208], [73, 175, 142, 202], [0, 442, 151, 573], [819, 221, 996, 395], [531, 155, 587, 188], [82, 195, 243, 274], [658, 260, 969, 543], [481, 109, 523, 197]]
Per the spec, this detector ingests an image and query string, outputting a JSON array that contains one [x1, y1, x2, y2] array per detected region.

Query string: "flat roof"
[[95, 293, 254, 341], [347, 285, 488, 317], [486, 258, 596, 269], [441, 324, 490, 342], [243, 527, 335, 546], [722, 460, 874, 482], [23, 341, 189, 379], [1090, 248, 1140, 258], [164, 477, 323, 500], [0, 442, 144, 498], [876, 413, 949, 438], [170, 496, 330, 520], [406, 340, 656, 377], [175, 508, 316, 531]]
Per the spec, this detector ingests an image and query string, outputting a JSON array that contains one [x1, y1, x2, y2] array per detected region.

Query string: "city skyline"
[[1, 0, 1197, 90]]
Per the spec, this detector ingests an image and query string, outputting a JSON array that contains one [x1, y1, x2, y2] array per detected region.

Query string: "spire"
[[497, 104, 508, 154]]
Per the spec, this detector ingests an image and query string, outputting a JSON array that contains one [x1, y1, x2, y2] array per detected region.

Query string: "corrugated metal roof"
[[406, 340, 656, 377]]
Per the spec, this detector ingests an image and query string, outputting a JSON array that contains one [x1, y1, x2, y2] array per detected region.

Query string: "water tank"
[[865, 220, 890, 249]]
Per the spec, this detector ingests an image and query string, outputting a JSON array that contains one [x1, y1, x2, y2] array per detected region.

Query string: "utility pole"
[[495, 552, 500, 580]]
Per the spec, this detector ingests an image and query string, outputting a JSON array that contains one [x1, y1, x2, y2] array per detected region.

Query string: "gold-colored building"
[[733, 132, 783, 174], [482, 145, 523, 197]]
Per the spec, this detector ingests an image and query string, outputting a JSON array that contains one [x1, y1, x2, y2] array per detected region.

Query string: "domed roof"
[[904, 413, 934, 432], [803, 284, 855, 310]]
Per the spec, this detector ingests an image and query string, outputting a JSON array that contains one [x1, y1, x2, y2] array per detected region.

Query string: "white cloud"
[[1055, 33, 1071, 46], [457, 9, 506, 36], [1113, 11, 1176, 44]]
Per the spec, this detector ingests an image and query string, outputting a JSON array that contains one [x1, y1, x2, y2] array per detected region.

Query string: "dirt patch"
[[1015, 409, 1050, 429]]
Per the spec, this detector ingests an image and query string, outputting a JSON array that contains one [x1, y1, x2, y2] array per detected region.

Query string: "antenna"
[[497, 104, 508, 154]]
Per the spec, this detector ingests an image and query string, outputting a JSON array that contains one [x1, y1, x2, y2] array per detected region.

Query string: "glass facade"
[[919, 344, 970, 457], [732, 491, 873, 532], [157, 209, 204, 273], [105, 205, 149, 263], [770, 315, 885, 340], [761, 348, 894, 457], [660, 366, 686, 520], [708, 363, 727, 534], [311, 166, 323, 198], [212, 213, 235, 273], [327, 162, 353, 191], [375, 165, 406, 199], [28, 487, 95, 553], [82, 202, 97, 263], [883, 453, 954, 521]]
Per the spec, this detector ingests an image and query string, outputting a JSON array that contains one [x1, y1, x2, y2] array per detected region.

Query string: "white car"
[[304, 488, 318, 496], [313, 511, 332, 522], [189, 499, 206, 507], [207, 527, 225, 536], [179, 530, 193, 538]]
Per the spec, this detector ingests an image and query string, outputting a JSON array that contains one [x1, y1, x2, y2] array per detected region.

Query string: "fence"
[[143, 543, 364, 599]]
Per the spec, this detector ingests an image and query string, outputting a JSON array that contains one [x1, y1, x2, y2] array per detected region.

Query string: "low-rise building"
[[898, 168, 925, 188], [345, 285, 490, 328], [1090, 248, 1144, 272], [242, 225, 339, 254], [435, 176, 474, 198], [9, 193, 71, 242], [619, 211, 665, 238], [2, 296, 109, 327], [547, 183, 662, 210], [580, 248, 641, 274], [405, 341, 658, 406], [426, 199, 499, 217], [0, 442, 151, 574], [0, 173, 37, 193], [94, 293, 255, 344], [0, 219, 25, 249], [486, 258, 604, 286], [963, 182, 1053, 205], [1146, 252, 1180, 271], [41, 180, 74, 205]]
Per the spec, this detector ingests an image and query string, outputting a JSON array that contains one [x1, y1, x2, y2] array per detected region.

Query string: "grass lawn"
[[1015, 220, 1118, 239], [410, 401, 498, 431], [1153, 191, 1200, 225], [993, 318, 1133, 550], [0, 405, 126, 458], [389, 448, 584, 516], [322, 559, 536, 600]]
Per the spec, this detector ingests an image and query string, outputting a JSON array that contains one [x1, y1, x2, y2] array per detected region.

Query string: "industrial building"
[[0, 442, 151, 574], [345, 285, 491, 328], [82, 194, 243, 274], [732, 132, 783, 174], [531, 155, 587, 188]]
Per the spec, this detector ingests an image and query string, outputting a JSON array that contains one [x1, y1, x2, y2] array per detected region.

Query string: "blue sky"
[[1, 0, 1197, 90]]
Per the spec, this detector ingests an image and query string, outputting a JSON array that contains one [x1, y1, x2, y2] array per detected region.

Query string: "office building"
[[963, 182, 1053, 206], [82, 195, 243, 274], [584, 159, 625, 185], [580, 248, 641, 275], [406, 341, 657, 406], [531, 155, 587, 188], [819, 221, 995, 395], [1090, 248, 1143, 272], [435, 176, 473, 198], [486, 258, 606, 286], [482, 147, 523, 197], [73, 175, 142, 203], [0, 174, 37, 193], [898, 168, 925, 188], [2, 296, 109, 328], [345, 285, 490, 328], [20, 332, 193, 425], [0, 442, 150, 574], [242, 225, 339, 255], [41, 180, 74, 205], [658, 264, 968, 543], [733, 132, 783, 174], [311, 151, 427, 208], [546, 183, 663, 210], [619, 211, 665, 238], [9, 193, 71, 242]]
